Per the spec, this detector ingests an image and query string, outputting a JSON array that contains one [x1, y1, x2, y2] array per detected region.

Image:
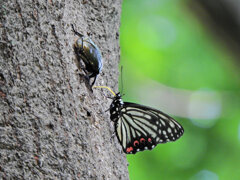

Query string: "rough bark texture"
[[0, 0, 129, 179]]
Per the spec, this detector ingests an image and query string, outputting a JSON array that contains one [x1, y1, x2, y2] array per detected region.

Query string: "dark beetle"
[[71, 24, 103, 87]]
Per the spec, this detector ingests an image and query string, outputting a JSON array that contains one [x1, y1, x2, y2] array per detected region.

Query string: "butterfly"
[[94, 86, 184, 154]]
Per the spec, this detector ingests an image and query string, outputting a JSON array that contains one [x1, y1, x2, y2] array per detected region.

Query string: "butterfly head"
[[110, 93, 124, 109]]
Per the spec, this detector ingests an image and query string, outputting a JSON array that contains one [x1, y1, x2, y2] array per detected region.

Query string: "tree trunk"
[[0, 0, 129, 179]]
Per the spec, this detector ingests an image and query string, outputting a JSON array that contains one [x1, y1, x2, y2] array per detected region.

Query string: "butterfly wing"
[[114, 102, 184, 154]]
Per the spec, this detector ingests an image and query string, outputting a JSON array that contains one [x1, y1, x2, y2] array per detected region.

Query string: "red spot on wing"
[[148, 138, 152, 142], [126, 147, 133, 153], [140, 138, 146, 143], [133, 140, 139, 146]]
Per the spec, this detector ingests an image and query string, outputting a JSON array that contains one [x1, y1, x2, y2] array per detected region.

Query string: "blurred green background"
[[119, 0, 240, 179]]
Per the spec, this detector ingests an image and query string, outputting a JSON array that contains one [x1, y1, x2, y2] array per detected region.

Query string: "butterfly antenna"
[[120, 66, 124, 94], [93, 86, 116, 96]]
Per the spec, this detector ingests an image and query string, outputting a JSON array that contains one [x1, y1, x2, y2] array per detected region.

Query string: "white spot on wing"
[[158, 113, 168, 120], [122, 118, 131, 144], [121, 109, 126, 113], [121, 120, 127, 149], [117, 119, 122, 142], [161, 120, 166, 126], [144, 114, 151, 119], [167, 128, 172, 133], [129, 111, 143, 116], [131, 127, 136, 138], [170, 121, 175, 128]]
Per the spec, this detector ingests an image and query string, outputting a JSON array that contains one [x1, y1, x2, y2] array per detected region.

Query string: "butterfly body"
[[110, 93, 184, 154]]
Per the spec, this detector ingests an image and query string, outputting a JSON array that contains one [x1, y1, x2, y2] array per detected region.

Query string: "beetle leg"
[[81, 38, 84, 52], [88, 72, 98, 87], [82, 68, 89, 75], [90, 75, 97, 87]]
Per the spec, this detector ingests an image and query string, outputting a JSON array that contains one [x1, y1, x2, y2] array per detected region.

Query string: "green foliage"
[[120, 0, 240, 179]]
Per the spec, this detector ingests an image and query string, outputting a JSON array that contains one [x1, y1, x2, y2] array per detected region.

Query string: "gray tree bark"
[[0, 0, 129, 179]]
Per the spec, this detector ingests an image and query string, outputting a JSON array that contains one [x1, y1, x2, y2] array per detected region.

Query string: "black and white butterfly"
[[109, 93, 184, 154]]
